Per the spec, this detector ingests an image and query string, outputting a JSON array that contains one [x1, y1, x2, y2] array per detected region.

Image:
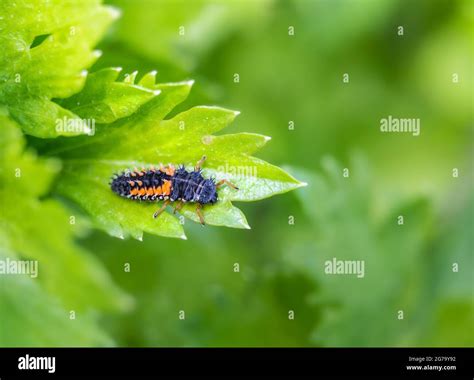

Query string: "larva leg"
[[173, 201, 184, 214], [216, 179, 239, 190], [196, 203, 205, 226], [195, 155, 207, 171], [153, 199, 170, 219]]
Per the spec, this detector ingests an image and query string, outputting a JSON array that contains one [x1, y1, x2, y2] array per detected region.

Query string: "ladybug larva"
[[110, 156, 238, 225]]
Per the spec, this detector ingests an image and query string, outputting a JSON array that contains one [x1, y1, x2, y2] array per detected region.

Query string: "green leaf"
[[287, 154, 436, 346], [0, 115, 132, 314], [0, 0, 119, 137], [40, 72, 305, 240], [58, 67, 160, 124], [0, 260, 114, 347]]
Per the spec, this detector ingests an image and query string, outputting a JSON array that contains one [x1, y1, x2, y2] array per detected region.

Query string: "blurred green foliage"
[[93, 0, 473, 346], [0, 116, 131, 346], [1, 0, 473, 347]]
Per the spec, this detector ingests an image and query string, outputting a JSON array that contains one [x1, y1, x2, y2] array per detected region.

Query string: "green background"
[[1, 0, 473, 347], [93, 0, 473, 346]]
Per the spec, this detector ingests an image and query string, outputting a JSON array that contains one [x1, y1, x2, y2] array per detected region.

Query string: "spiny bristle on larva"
[[111, 166, 176, 201]]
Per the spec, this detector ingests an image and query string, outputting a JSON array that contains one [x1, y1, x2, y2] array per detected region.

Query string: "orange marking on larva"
[[131, 172, 137, 177], [130, 188, 139, 196], [147, 187, 154, 196], [128, 181, 135, 186], [155, 186, 163, 195], [161, 180, 172, 195], [165, 166, 175, 176], [136, 180, 143, 187], [133, 167, 144, 176], [138, 188, 146, 196]]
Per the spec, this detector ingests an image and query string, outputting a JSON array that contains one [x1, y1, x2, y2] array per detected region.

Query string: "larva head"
[[197, 179, 218, 204]]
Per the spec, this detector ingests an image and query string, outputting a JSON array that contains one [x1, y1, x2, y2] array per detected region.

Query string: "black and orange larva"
[[110, 156, 238, 225]]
